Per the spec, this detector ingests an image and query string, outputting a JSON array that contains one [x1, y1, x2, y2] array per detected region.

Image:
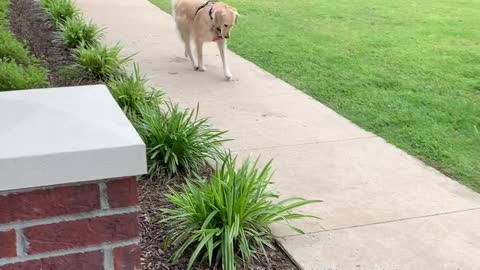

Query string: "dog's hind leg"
[[194, 38, 206, 71], [180, 30, 197, 69], [216, 39, 232, 80]]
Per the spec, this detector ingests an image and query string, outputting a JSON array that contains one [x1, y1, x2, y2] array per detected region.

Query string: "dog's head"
[[213, 4, 239, 39]]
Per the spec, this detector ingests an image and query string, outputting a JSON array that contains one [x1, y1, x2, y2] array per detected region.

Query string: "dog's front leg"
[[217, 39, 232, 80], [194, 39, 206, 71]]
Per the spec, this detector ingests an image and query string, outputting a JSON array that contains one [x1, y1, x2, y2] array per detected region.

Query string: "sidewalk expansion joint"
[[281, 207, 480, 238], [236, 135, 378, 152]]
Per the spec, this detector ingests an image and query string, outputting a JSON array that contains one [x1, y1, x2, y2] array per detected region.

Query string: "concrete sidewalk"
[[76, 0, 480, 269]]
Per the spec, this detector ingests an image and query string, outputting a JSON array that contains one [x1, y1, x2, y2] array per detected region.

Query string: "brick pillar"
[[0, 177, 141, 270]]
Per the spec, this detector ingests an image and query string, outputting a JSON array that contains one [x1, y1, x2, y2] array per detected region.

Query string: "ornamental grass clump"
[[135, 101, 227, 177], [161, 154, 321, 270], [73, 43, 132, 81], [40, 0, 78, 27], [58, 16, 103, 49], [108, 64, 163, 119]]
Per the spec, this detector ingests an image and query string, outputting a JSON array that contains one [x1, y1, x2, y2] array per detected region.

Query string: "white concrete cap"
[[0, 85, 147, 191]]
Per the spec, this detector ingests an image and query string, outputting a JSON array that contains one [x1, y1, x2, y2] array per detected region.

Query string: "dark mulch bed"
[[139, 167, 299, 270], [9, 0, 97, 87]]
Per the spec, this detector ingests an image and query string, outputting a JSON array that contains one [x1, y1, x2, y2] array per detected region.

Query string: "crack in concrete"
[[281, 207, 480, 238]]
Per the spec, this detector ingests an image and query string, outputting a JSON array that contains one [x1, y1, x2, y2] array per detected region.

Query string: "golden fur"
[[171, 0, 238, 80]]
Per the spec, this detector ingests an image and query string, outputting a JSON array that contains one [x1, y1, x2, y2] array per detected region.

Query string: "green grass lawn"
[[149, 0, 480, 192]]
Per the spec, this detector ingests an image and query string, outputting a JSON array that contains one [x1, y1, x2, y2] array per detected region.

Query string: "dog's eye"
[[224, 24, 228, 27]]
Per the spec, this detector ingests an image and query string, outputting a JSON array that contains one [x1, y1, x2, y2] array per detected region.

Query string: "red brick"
[[0, 251, 103, 270], [0, 230, 16, 259], [107, 177, 138, 208], [24, 213, 139, 254], [113, 245, 141, 270], [0, 184, 100, 224]]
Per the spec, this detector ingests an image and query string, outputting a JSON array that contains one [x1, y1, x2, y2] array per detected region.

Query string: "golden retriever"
[[171, 0, 239, 80]]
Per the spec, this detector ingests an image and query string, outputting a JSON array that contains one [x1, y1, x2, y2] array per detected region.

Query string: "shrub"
[[73, 44, 132, 81], [108, 64, 163, 118], [0, 60, 48, 91], [0, 0, 7, 28], [0, 0, 48, 90], [40, 0, 78, 26], [0, 31, 31, 65], [161, 154, 321, 270], [135, 102, 227, 176], [58, 16, 103, 49]]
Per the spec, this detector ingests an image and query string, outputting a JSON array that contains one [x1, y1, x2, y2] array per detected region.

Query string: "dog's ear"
[[229, 7, 239, 25], [234, 12, 239, 24]]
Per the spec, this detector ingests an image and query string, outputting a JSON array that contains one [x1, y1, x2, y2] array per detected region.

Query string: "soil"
[[9, 0, 98, 87], [139, 167, 299, 270]]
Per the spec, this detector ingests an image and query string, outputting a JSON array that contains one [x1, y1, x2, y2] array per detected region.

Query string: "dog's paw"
[[224, 72, 233, 81], [198, 66, 207, 72]]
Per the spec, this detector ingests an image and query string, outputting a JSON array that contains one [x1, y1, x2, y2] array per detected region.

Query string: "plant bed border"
[[8, 0, 98, 87]]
